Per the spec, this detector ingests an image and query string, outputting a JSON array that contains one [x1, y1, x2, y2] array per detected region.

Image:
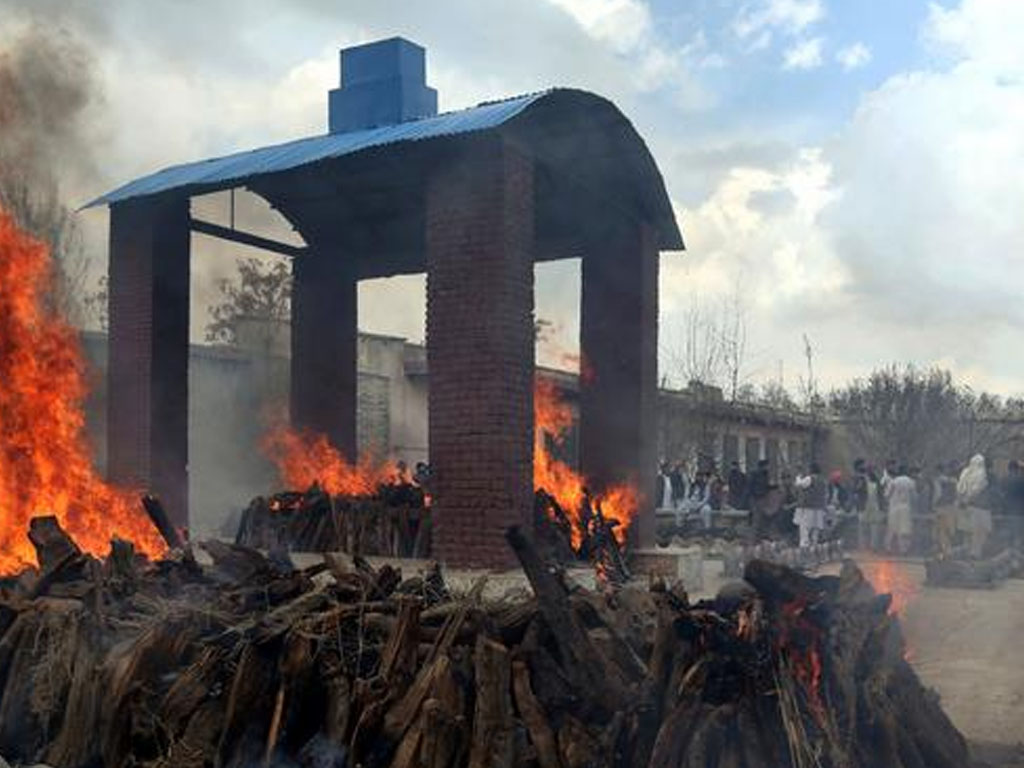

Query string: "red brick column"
[[426, 137, 535, 569], [579, 222, 659, 548], [290, 250, 357, 461], [107, 197, 190, 527]]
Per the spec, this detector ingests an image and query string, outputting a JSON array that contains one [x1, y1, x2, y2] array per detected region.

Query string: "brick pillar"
[[579, 222, 659, 548], [107, 197, 190, 527], [290, 249, 357, 461], [426, 137, 535, 569]]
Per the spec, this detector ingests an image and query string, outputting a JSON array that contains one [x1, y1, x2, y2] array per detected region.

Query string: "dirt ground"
[[850, 555, 1024, 767]]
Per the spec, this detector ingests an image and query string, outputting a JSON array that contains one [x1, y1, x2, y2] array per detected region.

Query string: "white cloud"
[[734, 0, 825, 40], [782, 37, 824, 70], [544, 0, 652, 53], [660, 148, 846, 387], [543, 0, 717, 107], [923, 0, 1024, 75], [665, 151, 841, 313], [663, 0, 1024, 395], [836, 42, 871, 71]]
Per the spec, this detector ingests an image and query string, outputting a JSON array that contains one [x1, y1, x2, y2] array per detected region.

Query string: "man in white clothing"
[[956, 454, 992, 558], [885, 466, 916, 555], [793, 463, 827, 548]]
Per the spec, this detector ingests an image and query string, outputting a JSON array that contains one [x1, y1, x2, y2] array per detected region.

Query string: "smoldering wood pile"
[[0, 517, 968, 768], [925, 547, 1023, 589], [237, 485, 629, 584], [236, 483, 430, 557], [722, 541, 846, 578]]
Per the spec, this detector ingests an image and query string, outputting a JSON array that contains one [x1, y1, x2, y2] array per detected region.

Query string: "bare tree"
[[662, 281, 748, 399], [205, 258, 292, 346], [720, 285, 747, 401], [82, 275, 108, 332], [827, 365, 1024, 468]]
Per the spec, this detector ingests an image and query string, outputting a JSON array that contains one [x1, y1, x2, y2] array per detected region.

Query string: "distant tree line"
[[828, 365, 1024, 468]]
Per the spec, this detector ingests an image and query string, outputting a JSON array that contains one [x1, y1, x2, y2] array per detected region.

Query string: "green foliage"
[[205, 258, 292, 345]]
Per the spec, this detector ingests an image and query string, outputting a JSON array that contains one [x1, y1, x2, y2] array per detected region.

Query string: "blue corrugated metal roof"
[[85, 91, 550, 208]]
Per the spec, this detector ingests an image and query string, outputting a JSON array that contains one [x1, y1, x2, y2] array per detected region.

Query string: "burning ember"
[[533, 377, 638, 548], [776, 597, 826, 721], [861, 559, 918, 616], [263, 425, 395, 497], [0, 208, 166, 575]]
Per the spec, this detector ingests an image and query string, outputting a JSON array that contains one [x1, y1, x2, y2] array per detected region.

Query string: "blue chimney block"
[[328, 37, 438, 133]]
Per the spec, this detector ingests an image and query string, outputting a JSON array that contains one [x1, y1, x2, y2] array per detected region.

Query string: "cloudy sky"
[[3, 0, 1022, 395]]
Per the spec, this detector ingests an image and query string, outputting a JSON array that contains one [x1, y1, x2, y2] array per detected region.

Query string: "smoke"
[[0, 25, 96, 181], [0, 21, 102, 321]]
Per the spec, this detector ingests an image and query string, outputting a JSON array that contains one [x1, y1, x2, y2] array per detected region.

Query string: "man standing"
[[669, 462, 687, 512], [688, 471, 713, 529], [657, 462, 673, 510], [749, 459, 772, 537], [886, 465, 917, 555], [794, 463, 827, 548], [863, 467, 886, 552], [851, 459, 869, 548], [957, 454, 992, 558], [932, 463, 957, 556], [727, 461, 748, 510], [1004, 460, 1024, 548]]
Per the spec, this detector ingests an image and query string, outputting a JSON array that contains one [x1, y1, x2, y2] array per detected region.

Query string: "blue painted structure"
[[329, 37, 437, 133], [85, 36, 682, 252], [85, 90, 546, 209]]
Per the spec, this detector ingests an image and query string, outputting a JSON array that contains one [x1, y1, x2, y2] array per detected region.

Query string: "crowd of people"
[[843, 455, 1024, 558], [657, 453, 1024, 558]]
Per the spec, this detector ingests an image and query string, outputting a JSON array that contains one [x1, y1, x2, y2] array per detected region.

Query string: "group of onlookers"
[[844, 455, 1024, 558], [657, 453, 1024, 558], [657, 459, 773, 530]]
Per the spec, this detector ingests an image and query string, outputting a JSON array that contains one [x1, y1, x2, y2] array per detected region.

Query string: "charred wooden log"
[[141, 494, 185, 550], [0, 513, 969, 768], [236, 484, 430, 557]]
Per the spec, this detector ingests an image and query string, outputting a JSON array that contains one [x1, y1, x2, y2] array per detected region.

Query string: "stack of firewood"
[[237, 483, 430, 557], [238, 485, 628, 583], [0, 514, 967, 768]]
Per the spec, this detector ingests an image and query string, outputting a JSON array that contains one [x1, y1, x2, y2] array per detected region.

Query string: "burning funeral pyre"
[[0, 210, 167, 574], [239, 376, 636, 579], [237, 482, 630, 587], [0, 514, 969, 768]]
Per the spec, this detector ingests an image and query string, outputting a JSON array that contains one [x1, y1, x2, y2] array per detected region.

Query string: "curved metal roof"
[[86, 88, 683, 250], [86, 92, 547, 209]]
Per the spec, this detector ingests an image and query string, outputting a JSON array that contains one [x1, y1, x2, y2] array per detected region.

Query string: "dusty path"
[[846, 555, 1024, 765], [850, 556, 1024, 745]]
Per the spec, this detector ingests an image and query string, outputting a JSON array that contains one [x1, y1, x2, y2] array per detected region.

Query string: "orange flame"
[[533, 377, 638, 548], [860, 559, 918, 660], [861, 560, 917, 617], [778, 598, 826, 720], [263, 425, 395, 497], [0, 208, 166, 575]]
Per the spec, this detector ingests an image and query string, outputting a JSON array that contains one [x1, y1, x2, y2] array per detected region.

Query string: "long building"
[[80, 328, 824, 538]]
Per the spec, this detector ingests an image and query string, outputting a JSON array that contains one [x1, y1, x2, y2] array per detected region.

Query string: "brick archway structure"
[[89, 38, 683, 568]]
